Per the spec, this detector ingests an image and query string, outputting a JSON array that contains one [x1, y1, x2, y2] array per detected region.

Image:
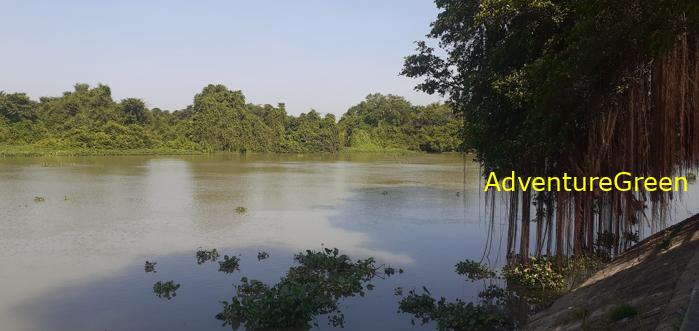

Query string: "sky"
[[0, 0, 443, 115]]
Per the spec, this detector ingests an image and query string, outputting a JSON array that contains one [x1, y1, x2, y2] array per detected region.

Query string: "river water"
[[0, 154, 696, 330]]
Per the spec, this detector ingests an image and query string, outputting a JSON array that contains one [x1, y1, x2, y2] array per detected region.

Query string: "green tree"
[[190, 84, 274, 152], [0, 92, 36, 123], [120, 98, 149, 124]]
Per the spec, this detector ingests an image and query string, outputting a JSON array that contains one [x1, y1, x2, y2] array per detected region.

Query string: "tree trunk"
[[520, 189, 531, 263], [535, 193, 544, 257]]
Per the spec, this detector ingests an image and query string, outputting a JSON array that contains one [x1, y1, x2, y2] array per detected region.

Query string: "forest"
[[0, 84, 462, 155]]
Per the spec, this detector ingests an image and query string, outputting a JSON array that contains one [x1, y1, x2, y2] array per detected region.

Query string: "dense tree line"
[[0, 84, 461, 154]]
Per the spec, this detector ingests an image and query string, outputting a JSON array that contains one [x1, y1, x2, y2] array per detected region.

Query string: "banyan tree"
[[403, 0, 699, 263]]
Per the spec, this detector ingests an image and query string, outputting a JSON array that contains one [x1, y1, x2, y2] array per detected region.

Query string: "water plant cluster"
[[144, 261, 157, 273], [398, 255, 606, 330], [145, 251, 602, 329], [195, 248, 220, 264], [153, 281, 180, 300], [147, 248, 399, 330], [256, 251, 269, 261], [218, 248, 389, 329], [194, 248, 240, 273]]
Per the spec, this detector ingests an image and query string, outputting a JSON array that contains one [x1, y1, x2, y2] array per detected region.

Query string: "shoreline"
[[0, 146, 430, 157]]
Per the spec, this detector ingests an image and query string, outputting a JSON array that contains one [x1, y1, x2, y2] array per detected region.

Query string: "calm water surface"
[[0, 154, 696, 330]]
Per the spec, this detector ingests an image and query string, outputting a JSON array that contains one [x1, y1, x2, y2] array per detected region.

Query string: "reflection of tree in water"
[[397, 260, 519, 331], [396, 257, 599, 331], [146, 247, 398, 330]]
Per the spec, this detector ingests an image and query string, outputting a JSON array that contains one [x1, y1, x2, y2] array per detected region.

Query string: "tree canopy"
[[403, 0, 699, 261], [0, 84, 461, 154]]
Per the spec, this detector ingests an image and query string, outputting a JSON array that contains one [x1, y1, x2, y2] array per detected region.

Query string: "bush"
[[502, 257, 568, 294]]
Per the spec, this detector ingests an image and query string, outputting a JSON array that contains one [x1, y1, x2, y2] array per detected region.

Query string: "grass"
[[658, 230, 673, 250]]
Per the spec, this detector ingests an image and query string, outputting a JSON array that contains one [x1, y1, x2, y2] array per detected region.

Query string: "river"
[[0, 153, 696, 330]]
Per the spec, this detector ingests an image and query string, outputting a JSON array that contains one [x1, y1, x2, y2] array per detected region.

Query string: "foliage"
[[217, 248, 385, 330], [402, 0, 699, 263], [658, 230, 673, 251], [153, 281, 180, 300], [396, 255, 606, 330], [455, 260, 496, 281], [338, 94, 462, 153], [502, 257, 568, 295], [218, 255, 241, 274], [402, 0, 697, 174], [0, 92, 36, 123], [0, 85, 460, 155], [256, 251, 269, 261], [144, 261, 157, 273], [398, 288, 509, 331], [196, 248, 220, 264]]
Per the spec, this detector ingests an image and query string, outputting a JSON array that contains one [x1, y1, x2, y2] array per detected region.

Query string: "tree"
[[403, 0, 699, 261], [121, 98, 148, 124], [190, 84, 274, 152], [0, 92, 36, 123]]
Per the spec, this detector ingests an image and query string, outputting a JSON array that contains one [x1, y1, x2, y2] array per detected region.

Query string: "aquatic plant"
[[256, 251, 269, 261], [217, 248, 385, 330], [218, 255, 240, 274], [234, 206, 247, 214], [144, 261, 157, 273], [33, 196, 45, 202], [153, 281, 180, 300], [196, 248, 220, 264]]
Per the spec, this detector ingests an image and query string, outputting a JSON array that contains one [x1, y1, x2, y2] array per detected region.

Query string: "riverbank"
[[526, 213, 699, 330], [0, 145, 204, 157], [0, 145, 421, 157]]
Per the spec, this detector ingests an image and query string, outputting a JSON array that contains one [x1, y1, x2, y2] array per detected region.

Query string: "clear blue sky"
[[0, 0, 442, 115]]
